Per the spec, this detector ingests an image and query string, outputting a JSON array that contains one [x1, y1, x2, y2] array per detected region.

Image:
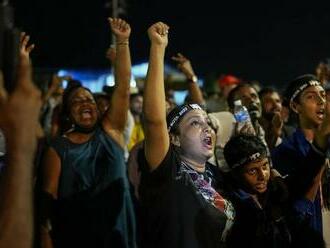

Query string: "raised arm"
[[264, 112, 283, 150], [305, 99, 330, 201], [102, 18, 131, 142], [0, 42, 41, 248], [42, 75, 70, 104], [171, 53, 205, 106], [143, 22, 170, 170]]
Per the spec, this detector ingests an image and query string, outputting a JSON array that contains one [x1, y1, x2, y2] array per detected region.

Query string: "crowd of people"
[[0, 17, 330, 248]]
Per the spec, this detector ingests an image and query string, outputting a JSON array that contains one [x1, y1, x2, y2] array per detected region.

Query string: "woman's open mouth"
[[81, 109, 93, 118], [316, 109, 324, 120], [202, 136, 213, 149]]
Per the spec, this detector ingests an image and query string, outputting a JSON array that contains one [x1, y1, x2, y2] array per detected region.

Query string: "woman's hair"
[[223, 134, 268, 170]]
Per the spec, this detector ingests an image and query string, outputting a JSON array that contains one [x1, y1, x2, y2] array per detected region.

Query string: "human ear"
[[290, 101, 300, 114], [170, 133, 180, 147]]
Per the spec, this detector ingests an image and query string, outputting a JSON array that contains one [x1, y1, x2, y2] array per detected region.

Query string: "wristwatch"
[[188, 75, 198, 83]]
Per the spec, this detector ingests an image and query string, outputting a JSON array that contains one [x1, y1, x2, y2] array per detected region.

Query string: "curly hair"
[[58, 82, 94, 134]]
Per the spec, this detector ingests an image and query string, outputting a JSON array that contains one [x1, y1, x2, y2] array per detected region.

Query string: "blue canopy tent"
[[57, 62, 203, 105]]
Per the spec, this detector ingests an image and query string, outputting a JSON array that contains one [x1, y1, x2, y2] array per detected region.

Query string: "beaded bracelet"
[[116, 41, 129, 45]]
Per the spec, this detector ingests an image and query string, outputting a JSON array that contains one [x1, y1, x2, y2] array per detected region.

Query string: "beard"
[[248, 103, 261, 120]]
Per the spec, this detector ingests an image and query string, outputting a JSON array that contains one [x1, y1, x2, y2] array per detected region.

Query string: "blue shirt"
[[50, 126, 136, 248], [271, 129, 325, 235]]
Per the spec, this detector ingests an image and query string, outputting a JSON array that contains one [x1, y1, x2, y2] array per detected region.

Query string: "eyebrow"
[[185, 114, 208, 121], [72, 96, 94, 99], [303, 90, 325, 95], [261, 161, 269, 166], [246, 160, 268, 169]]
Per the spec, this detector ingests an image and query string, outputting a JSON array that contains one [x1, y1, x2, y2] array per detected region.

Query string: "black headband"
[[167, 103, 202, 132], [290, 80, 321, 103], [231, 152, 268, 169]]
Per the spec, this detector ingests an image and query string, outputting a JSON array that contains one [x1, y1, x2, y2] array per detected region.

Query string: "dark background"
[[11, 0, 330, 88]]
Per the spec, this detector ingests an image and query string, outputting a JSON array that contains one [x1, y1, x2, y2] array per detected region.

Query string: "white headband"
[[290, 80, 321, 103]]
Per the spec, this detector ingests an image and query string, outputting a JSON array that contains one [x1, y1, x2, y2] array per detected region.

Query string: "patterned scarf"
[[180, 161, 225, 210], [180, 161, 235, 240]]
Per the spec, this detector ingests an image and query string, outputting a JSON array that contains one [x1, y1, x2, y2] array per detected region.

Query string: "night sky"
[[11, 0, 330, 89]]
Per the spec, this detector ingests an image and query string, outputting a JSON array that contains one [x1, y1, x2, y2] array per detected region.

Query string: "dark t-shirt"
[[271, 129, 325, 234], [226, 179, 292, 248], [139, 145, 235, 248], [49, 126, 136, 248]]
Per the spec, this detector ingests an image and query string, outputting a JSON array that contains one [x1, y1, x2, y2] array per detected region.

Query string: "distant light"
[[56, 62, 195, 95], [106, 74, 137, 88], [57, 70, 68, 77], [106, 74, 115, 86], [174, 90, 188, 105], [58, 69, 69, 88], [197, 78, 204, 87], [130, 77, 137, 88], [132, 62, 149, 77]]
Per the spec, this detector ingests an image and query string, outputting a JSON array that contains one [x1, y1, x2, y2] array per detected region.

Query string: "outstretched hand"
[[171, 53, 195, 79], [50, 74, 71, 91], [147, 22, 169, 46], [108, 18, 131, 42], [234, 122, 256, 136], [19, 32, 35, 62], [0, 56, 42, 149], [271, 112, 283, 137]]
